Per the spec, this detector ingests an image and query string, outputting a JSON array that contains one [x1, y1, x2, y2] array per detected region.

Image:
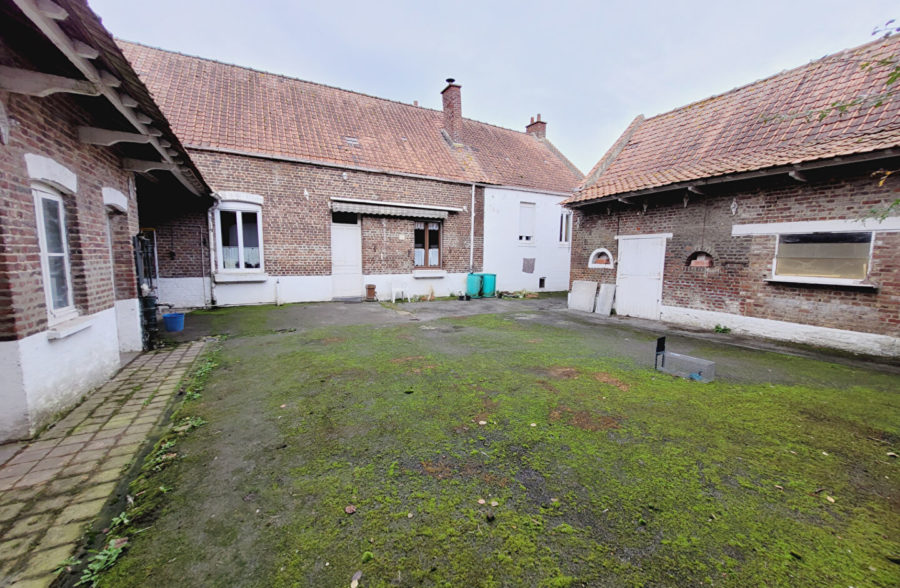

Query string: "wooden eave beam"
[[687, 185, 704, 195], [122, 158, 179, 173], [0, 65, 99, 97], [77, 126, 153, 146], [11, 0, 203, 196], [788, 170, 807, 182]]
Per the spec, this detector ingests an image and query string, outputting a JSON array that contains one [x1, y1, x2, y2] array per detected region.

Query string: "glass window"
[[559, 212, 571, 243], [33, 184, 74, 320], [217, 206, 263, 271], [775, 232, 871, 280], [414, 221, 441, 267], [519, 202, 535, 242]]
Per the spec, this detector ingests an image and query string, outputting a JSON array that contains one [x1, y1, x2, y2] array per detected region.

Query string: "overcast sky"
[[89, 0, 896, 174]]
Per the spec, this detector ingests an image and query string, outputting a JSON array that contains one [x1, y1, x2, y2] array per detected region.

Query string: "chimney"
[[441, 78, 462, 143], [526, 113, 547, 139]]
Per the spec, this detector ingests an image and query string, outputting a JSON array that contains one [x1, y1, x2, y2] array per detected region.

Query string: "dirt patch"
[[319, 337, 345, 345], [526, 339, 542, 344], [417, 457, 509, 487], [474, 396, 500, 421], [549, 404, 622, 431], [593, 372, 630, 391], [547, 367, 580, 380], [537, 380, 559, 394]]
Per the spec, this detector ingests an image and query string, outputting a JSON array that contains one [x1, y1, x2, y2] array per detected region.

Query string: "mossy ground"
[[101, 307, 899, 587]]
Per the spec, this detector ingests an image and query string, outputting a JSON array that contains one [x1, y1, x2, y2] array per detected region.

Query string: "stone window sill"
[[214, 272, 268, 283], [412, 269, 447, 279], [47, 315, 93, 340], [765, 276, 878, 289]]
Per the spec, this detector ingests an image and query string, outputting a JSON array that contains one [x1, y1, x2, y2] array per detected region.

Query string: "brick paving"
[[0, 341, 205, 587]]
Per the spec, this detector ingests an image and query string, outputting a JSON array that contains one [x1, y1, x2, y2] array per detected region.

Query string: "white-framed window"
[[558, 211, 572, 244], [518, 202, 535, 242], [414, 221, 441, 267], [773, 232, 872, 282], [215, 202, 264, 272], [32, 183, 76, 323], [588, 247, 615, 269]]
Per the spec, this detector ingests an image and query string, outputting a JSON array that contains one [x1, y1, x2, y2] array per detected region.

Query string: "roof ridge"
[[117, 38, 541, 139], [639, 34, 900, 124]]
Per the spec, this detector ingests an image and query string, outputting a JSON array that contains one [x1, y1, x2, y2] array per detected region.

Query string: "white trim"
[[614, 232, 673, 240], [32, 183, 77, 325], [101, 187, 128, 212], [330, 196, 464, 213], [214, 272, 268, 283], [765, 276, 878, 288], [46, 315, 93, 339], [24, 153, 76, 193], [732, 216, 900, 236], [214, 202, 264, 273], [588, 247, 615, 269], [217, 190, 264, 205], [412, 269, 447, 279]]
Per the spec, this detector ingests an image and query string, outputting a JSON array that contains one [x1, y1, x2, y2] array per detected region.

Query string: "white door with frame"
[[615, 234, 668, 319], [331, 214, 363, 299]]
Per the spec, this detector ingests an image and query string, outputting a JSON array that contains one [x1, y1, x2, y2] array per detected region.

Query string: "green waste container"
[[466, 273, 483, 298], [477, 273, 497, 297]]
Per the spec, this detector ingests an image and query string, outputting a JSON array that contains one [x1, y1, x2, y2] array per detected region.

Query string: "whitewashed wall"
[[482, 187, 571, 292]]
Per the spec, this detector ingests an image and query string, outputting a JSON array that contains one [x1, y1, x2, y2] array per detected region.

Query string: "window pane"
[[48, 255, 70, 309], [428, 223, 440, 266], [414, 222, 425, 266], [220, 211, 239, 269], [776, 233, 870, 279], [241, 212, 260, 268], [519, 203, 535, 241], [42, 198, 65, 254]]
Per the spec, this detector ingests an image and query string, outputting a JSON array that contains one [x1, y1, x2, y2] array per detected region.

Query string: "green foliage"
[[714, 324, 732, 334], [76, 537, 128, 587]]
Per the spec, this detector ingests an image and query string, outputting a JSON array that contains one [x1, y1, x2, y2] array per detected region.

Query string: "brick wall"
[[0, 44, 137, 341], [570, 165, 900, 336], [162, 150, 484, 277]]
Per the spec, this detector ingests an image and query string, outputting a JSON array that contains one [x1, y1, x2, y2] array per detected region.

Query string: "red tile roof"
[[569, 35, 900, 204], [118, 41, 583, 192]]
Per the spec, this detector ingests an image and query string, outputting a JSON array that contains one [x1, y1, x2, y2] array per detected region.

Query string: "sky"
[[88, 0, 897, 174]]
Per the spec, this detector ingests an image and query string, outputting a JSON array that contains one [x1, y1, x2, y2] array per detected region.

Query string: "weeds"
[[75, 537, 128, 587], [714, 324, 732, 334]]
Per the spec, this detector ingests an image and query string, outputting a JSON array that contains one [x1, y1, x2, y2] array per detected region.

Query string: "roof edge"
[[580, 115, 644, 190]]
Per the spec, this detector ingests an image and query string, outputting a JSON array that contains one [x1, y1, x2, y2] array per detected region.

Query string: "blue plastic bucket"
[[163, 312, 185, 332]]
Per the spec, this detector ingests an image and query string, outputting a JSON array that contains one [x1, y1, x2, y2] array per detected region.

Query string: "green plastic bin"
[[466, 273, 483, 298], [477, 273, 497, 297]]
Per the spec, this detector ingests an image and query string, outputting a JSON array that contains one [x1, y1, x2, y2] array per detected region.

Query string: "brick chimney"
[[526, 113, 547, 138], [441, 78, 462, 143]]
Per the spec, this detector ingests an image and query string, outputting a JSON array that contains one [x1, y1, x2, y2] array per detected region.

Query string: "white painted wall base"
[[661, 305, 900, 358], [158, 277, 211, 308], [115, 298, 142, 352], [0, 307, 122, 443], [363, 272, 469, 300]]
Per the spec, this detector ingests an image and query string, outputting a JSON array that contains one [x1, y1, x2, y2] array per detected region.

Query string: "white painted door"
[[331, 218, 363, 298], [615, 235, 667, 319]]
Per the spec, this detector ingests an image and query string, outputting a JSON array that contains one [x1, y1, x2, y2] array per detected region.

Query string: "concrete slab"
[[567, 281, 598, 312], [595, 284, 616, 316]]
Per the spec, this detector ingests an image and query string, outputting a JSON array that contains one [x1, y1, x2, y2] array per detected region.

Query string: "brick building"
[[566, 35, 900, 357], [0, 0, 209, 442], [119, 43, 583, 306]]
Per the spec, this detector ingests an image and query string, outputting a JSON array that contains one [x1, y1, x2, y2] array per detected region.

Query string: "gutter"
[[568, 147, 900, 208], [469, 184, 476, 272]]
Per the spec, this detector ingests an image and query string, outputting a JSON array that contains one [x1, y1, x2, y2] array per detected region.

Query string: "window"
[[559, 211, 572, 243], [33, 183, 75, 322], [216, 204, 263, 271], [518, 202, 535, 242], [414, 221, 441, 267], [774, 232, 871, 281], [588, 248, 615, 269]]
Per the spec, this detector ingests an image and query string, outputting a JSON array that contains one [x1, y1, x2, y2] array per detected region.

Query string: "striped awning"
[[331, 200, 448, 219]]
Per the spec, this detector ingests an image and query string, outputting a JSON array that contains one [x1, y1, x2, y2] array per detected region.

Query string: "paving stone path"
[[0, 341, 205, 587]]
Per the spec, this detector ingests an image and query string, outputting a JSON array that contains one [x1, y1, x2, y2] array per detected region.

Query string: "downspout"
[[469, 184, 476, 272], [207, 194, 220, 306]]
